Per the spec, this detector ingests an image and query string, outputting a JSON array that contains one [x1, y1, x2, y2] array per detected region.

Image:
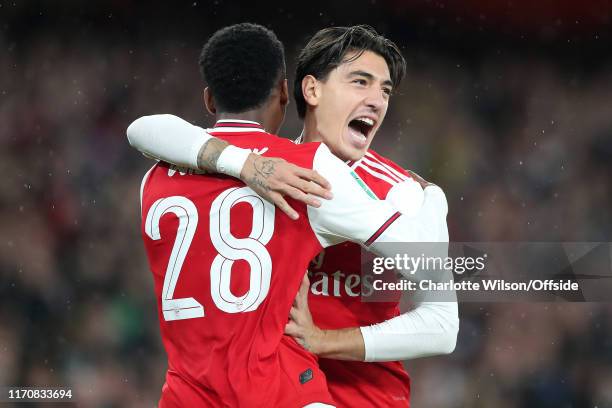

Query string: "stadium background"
[[1, 1, 611, 406]]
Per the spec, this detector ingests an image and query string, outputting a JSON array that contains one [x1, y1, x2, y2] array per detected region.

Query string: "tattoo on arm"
[[246, 174, 270, 193], [245, 156, 279, 193], [254, 157, 277, 178], [197, 138, 229, 172]]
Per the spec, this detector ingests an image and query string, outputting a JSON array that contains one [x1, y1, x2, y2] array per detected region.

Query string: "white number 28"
[[145, 187, 275, 321]]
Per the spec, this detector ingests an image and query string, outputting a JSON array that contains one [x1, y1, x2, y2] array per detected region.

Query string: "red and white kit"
[[309, 150, 420, 407], [135, 118, 447, 407]]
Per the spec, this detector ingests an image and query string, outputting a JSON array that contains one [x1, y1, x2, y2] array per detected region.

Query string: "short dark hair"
[[199, 23, 285, 113], [293, 25, 406, 118]]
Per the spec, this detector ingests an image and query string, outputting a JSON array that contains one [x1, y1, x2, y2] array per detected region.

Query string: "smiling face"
[[303, 50, 393, 161]]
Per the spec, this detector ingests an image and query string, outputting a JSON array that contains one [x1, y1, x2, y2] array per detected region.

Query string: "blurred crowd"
[[1, 6, 612, 407]]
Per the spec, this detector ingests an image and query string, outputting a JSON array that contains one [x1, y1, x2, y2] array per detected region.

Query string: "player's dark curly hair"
[[293, 25, 406, 118], [199, 23, 286, 113]]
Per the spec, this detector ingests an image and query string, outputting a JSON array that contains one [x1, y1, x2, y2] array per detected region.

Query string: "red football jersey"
[[308, 150, 415, 407], [140, 121, 334, 407]]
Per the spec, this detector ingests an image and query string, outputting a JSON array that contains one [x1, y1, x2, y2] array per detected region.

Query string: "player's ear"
[[204, 87, 216, 115], [302, 75, 320, 109], [279, 78, 289, 107]]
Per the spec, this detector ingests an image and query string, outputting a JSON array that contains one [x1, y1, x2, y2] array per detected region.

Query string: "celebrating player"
[[132, 23, 448, 407], [287, 26, 458, 407]]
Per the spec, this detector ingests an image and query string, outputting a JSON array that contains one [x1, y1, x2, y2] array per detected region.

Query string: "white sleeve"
[[360, 218, 458, 362], [359, 171, 458, 362], [307, 144, 446, 249], [359, 301, 459, 361], [126, 114, 212, 169], [308, 146, 459, 361]]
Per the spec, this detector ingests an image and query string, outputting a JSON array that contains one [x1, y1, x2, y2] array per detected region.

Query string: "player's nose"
[[363, 87, 386, 113]]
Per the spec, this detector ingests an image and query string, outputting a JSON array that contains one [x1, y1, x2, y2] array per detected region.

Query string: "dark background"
[[1, 1, 611, 406]]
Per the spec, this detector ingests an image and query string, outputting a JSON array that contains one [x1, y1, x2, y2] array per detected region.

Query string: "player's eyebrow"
[[348, 70, 393, 88]]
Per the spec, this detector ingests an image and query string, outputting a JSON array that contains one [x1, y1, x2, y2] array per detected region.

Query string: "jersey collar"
[[211, 119, 266, 133]]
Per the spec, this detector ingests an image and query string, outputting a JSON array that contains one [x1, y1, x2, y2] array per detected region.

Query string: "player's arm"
[[349, 169, 457, 362], [287, 279, 458, 362], [305, 144, 447, 249], [286, 145, 458, 361], [309, 220, 458, 363], [126, 114, 331, 220]]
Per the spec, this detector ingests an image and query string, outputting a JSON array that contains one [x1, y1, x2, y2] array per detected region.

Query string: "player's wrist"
[[216, 145, 252, 178], [312, 327, 366, 361], [307, 327, 328, 355], [238, 152, 258, 181]]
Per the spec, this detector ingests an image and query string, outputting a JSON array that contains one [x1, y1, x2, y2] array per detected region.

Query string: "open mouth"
[[347, 117, 375, 143]]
